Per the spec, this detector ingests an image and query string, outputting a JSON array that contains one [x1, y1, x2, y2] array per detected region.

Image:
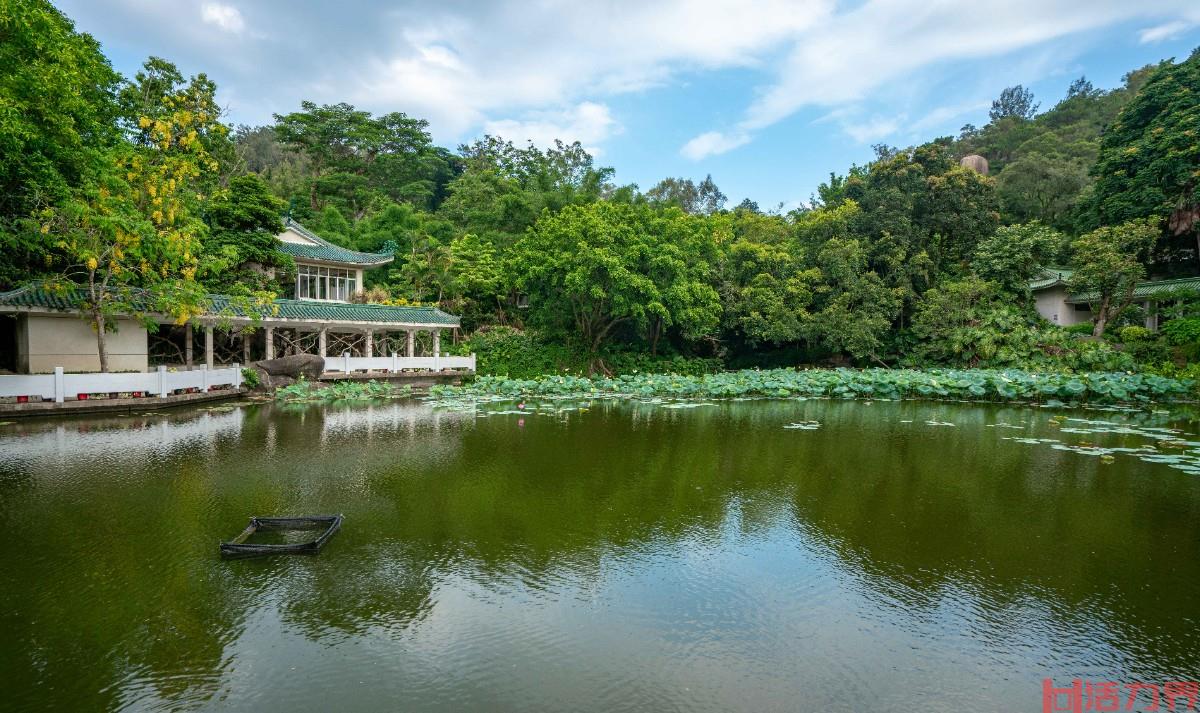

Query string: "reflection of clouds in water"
[[0, 408, 246, 470]]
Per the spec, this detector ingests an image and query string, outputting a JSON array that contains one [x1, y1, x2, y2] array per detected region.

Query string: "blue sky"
[[57, 0, 1200, 210]]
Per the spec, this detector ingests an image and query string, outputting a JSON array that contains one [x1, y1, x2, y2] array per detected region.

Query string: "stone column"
[[318, 328, 327, 358], [204, 325, 214, 369], [264, 326, 274, 360], [242, 333, 251, 364], [406, 330, 415, 357], [432, 329, 441, 357], [185, 325, 194, 370], [365, 330, 374, 358]]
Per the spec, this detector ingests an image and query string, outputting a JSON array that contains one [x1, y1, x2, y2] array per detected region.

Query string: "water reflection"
[[1, 398, 1197, 712]]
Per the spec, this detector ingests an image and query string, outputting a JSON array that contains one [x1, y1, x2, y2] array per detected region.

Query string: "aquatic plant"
[[275, 379, 410, 402], [428, 368, 1194, 405]]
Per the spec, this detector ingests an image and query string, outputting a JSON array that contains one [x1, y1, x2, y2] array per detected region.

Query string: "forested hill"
[[951, 70, 1155, 233], [2, 1, 1198, 375]]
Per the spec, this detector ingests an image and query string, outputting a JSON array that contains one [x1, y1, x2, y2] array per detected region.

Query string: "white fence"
[[329, 352, 476, 374], [0, 365, 243, 403]]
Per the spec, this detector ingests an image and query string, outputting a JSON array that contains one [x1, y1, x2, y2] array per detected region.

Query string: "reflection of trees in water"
[[0, 413, 270, 710], [276, 543, 438, 640], [3, 397, 1199, 709], [774, 400, 1200, 678]]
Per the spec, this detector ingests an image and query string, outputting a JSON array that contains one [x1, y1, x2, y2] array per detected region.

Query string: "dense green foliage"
[[451, 326, 721, 378], [1085, 48, 1200, 262], [1, 0, 1197, 377], [430, 368, 1193, 404]]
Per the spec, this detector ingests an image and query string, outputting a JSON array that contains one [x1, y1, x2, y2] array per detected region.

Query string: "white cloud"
[[842, 117, 902, 144], [910, 101, 992, 132], [682, 0, 1200, 157], [345, 0, 831, 141], [200, 3, 244, 34], [1138, 20, 1195, 43], [680, 130, 752, 160], [484, 102, 620, 155], [56, 0, 1200, 157]]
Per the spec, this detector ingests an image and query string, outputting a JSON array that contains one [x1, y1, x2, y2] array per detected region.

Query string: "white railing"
[[331, 352, 476, 374], [0, 365, 242, 403]]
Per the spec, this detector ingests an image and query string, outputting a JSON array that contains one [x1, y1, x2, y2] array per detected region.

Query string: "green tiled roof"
[[1029, 267, 1073, 291], [278, 219, 394, 267], [1068, 276, 1200, 304], [208, 294, 459, 325], [0, 283, 459, 327]]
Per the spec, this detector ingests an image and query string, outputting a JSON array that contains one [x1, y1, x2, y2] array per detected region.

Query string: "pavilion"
[[0, 220, 462, 374]]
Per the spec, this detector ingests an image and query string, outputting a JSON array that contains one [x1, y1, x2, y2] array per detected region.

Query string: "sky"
[[56, 0, 1200, 210]]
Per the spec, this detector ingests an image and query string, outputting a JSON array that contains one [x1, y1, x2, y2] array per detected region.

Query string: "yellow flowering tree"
[[37, 78, 222, 371]]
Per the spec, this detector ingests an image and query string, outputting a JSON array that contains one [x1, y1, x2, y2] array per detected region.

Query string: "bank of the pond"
[[431, 367, 1195, 405]]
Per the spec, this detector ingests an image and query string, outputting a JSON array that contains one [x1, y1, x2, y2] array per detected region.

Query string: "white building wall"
[[22, 314, 148, 373], [1034, 286, 1092, 327]]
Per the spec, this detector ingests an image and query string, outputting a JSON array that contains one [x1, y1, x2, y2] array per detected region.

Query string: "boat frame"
[[220, 514, 343, 558]]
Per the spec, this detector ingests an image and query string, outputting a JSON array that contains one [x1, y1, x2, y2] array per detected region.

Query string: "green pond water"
[[1, 397, 1198, 712]]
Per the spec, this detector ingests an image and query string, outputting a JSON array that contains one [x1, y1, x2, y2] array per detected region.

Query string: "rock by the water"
[[252, 354, 325, 387]]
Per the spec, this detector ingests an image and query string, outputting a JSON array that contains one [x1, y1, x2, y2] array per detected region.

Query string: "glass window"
[[295, 264, 356, 301]]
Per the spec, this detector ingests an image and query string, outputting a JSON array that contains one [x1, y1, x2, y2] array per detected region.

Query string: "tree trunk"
[[94, 312, 110, 373], [1092, 295, 1113, 338], [649, 318, 662, 356]]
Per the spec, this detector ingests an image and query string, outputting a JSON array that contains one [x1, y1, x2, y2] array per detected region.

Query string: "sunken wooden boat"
[[220, 514, 343, 558]]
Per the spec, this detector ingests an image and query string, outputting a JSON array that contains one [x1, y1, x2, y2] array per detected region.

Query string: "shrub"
[[1162, 317, 1200, 346], [1117, 326, 1152, 343], [241, 367, 261, 388], [1064, 323, 1095, 335]]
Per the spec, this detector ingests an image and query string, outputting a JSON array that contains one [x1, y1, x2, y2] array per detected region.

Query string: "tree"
[[972, 222, 1062, 297], [720, 240, 819, 346], [910, 277, 1043, 366], [646, 174, 726, 215], [456, 136, 613, 214], [120, 58, 236, 193], [836, 143, 998, 317], [1065, 76, 1099, 100], [201, 173, 292, 295], [809, 237, 902, 364], [989, 85, 1039, 122], [273, 101, 451, 216], [1085, 49, 1200, 265], [510, 202, 718, 370], [996, 152, 1090, 228], [0, 0, 123, 288], [446, 232, 504, 329], [35, 83, 224, 370], [1069, 220, 1159, 338]]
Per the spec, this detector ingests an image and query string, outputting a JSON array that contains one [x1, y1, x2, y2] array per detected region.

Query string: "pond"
[[1, 397, 1198, 712]]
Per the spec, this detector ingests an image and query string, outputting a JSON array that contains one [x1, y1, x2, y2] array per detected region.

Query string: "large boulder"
[[252, 354, 325, 388]]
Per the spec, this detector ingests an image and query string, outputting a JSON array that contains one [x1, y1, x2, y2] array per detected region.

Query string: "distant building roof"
[[1029, 267, 1074, 291], [276, 219, 394, 267], [1067, 276, 1200, 304], [0, 283, 459, 328]]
